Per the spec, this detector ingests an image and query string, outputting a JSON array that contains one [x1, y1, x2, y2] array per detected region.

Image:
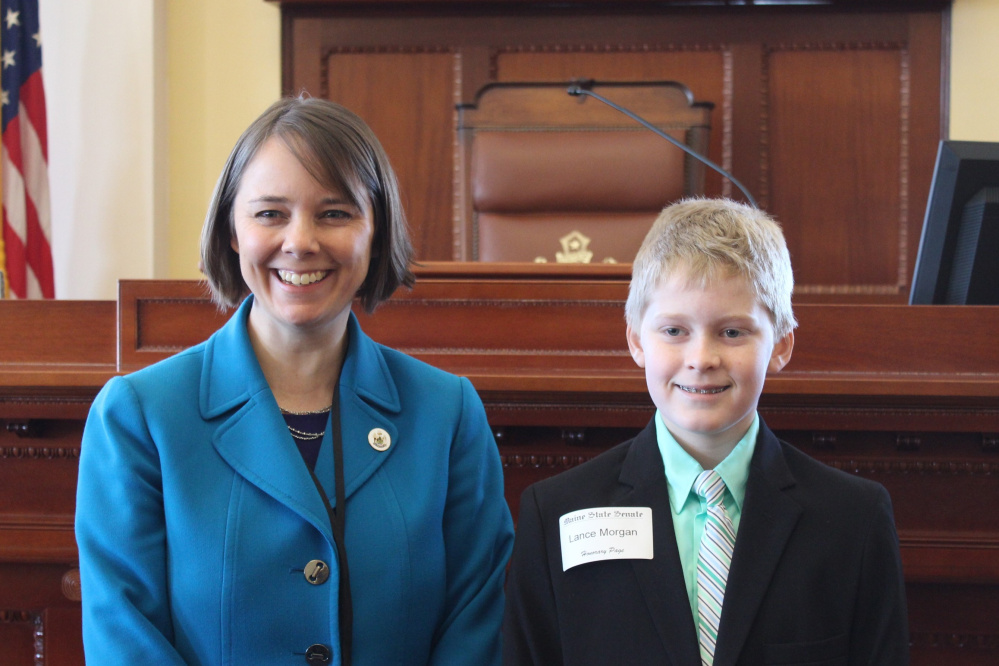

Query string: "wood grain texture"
[[766, 46, 905, 292], [323, 50, 457, 258]]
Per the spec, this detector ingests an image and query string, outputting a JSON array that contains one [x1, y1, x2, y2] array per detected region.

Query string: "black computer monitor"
[[909, 140, 999, 304]]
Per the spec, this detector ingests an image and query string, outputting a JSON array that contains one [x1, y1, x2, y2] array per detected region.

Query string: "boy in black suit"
[[503, 198, 908, 665]]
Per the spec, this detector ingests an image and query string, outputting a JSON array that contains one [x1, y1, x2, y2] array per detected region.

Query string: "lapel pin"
[[368, 428, 391, 452]]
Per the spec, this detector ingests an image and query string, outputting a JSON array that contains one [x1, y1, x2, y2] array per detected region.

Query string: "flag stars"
[[1, 89, 8, 106], [2, 49, 15, 69], [4, 8, 19, 29], [33, 32, 41, 48]]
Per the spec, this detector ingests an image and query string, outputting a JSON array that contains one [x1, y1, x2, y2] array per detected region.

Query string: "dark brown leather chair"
[[455, 81, 713, 263]]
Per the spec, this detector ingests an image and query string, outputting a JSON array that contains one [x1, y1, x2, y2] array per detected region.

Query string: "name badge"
[[558, 507, 653, 571]]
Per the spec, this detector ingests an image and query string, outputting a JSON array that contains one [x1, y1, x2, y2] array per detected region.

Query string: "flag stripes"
[[2, 0, 54, 299]]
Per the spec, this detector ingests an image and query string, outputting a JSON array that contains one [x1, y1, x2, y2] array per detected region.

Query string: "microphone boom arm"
[[566, 84, 758, 209]]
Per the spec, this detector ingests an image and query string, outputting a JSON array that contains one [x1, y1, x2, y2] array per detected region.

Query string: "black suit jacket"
[[503, 418, 908, 666]]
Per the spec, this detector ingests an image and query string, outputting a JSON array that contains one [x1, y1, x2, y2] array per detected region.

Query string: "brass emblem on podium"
[[555, 231, 593, 264], [532, 230, 617, 264]]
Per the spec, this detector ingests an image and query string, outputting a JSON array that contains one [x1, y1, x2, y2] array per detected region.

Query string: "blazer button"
[[304, 644, 331, 663], [303, 559, 330, 585]]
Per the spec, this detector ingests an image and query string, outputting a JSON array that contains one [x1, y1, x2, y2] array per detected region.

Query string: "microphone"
[[567, 81, 758, 209]]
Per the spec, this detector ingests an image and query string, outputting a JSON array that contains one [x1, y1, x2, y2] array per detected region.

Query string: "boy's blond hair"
[[625, 197, 797, 337]]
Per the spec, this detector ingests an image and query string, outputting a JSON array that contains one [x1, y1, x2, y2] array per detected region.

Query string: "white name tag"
[[558, 507, 654, 571]]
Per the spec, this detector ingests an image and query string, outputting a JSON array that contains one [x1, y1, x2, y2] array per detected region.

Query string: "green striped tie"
[[695, 470, 736, 666]]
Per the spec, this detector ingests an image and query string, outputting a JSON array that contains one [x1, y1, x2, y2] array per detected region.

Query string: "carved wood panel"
[[323, 50, 459, 258], [766, 45, 907, 295]]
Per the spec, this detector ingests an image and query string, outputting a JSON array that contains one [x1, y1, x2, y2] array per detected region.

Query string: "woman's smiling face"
[[230, 135, 374, 339]]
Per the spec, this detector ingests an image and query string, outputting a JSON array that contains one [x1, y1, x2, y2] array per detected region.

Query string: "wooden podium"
[[2, 265, 998, 664]]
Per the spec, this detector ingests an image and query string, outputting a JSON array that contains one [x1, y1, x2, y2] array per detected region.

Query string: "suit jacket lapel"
[[713, 420, 802, 666], [313, 313, 402, 502], [620, 421, 701, 666], [203, 298, 336, 542], [203, 301, 404, 545]]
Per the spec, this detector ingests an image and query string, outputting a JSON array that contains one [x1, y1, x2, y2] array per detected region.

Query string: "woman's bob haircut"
[[201, 96, 415, 313]]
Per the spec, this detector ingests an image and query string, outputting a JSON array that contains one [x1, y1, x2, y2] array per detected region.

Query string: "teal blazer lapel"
[[713, 422, 802, 666], [313, 313, 402, 502], [202, 298, 336, 543], [620, 423, 701, 666]]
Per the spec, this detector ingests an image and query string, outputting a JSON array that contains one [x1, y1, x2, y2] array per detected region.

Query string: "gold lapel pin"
[[368, 428, 391, 452]]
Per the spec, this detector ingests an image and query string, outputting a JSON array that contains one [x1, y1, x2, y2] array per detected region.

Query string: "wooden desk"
[[2, 266, 997, 664]]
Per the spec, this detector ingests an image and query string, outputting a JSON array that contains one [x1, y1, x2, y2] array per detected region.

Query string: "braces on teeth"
[[679, 385, 727, 394]]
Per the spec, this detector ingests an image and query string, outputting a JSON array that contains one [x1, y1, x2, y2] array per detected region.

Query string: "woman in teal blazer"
[[75, 97, 514, 665]]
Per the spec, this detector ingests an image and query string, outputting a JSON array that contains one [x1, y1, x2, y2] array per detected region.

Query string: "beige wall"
[[167, 0, 281, 280], [950, 0, 999, 142], [41, 0, 167, 300]]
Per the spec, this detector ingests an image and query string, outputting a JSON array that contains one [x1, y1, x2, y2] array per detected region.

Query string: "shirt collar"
[[656, 411, 758, 514]]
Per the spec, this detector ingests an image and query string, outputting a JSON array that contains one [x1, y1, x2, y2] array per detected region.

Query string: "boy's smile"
[[626, 268, 794, 467]]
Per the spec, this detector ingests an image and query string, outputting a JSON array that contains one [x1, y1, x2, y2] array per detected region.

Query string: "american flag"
[[1, 0, 53, 299]]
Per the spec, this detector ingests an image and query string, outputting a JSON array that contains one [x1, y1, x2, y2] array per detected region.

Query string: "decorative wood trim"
[[0, 396, 99, 407], [898, 45, 911, 288], [828, 459, 999, 477], [793, 284, 907, 296], [501, 439, 999, 479], [764, 403, 999, 416], [0, 445, 80, 460], [721, 46, 733, 199], [383, 296, 626, 308], [452, 50, 464, 259], [501, 452, 598, 470], [909, 632, 999, 651], [33, 612, 43, 666], [491, 42, 728, 80], [0, 611, 43, 666], [61, 569, 81, 603], [757, 38, 770, 210]]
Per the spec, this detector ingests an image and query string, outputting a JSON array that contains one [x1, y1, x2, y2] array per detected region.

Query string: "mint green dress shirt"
[[655, 411, 758, 624]]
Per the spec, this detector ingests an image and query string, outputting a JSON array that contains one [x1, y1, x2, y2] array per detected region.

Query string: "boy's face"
[[626, 268, 794, 465]]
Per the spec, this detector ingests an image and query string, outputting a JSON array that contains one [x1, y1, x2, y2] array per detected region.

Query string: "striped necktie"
[[694, 469, 736, 666]]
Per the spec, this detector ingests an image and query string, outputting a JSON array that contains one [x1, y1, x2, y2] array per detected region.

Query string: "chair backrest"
[[455, 80, 713, 263]]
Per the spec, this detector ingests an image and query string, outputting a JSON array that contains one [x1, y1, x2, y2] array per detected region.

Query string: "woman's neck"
[[246, 307, 350, 413]]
